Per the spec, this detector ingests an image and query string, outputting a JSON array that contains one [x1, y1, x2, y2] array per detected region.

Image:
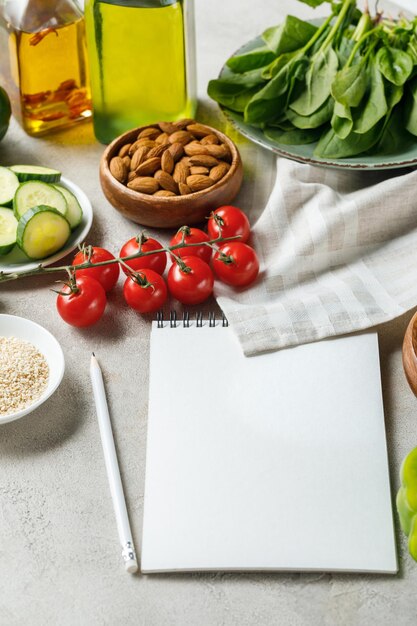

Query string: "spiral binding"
[[155, 311, 228, 327]]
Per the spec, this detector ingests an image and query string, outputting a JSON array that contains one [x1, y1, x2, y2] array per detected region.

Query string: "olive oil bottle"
[[0, 0, 92, 136], [84, 0, 196, 144]]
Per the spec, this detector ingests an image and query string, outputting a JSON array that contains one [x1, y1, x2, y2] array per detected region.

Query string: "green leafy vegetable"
[[264, 126, 322, 145], [262, 15, 318, 56], [290, 46, 339, 116], [208, 0, 417, 160], [331, 63, 368, 107], [352, 62, 387, 134], [226, 47, 276, 73], [376, 46, 413, 86]]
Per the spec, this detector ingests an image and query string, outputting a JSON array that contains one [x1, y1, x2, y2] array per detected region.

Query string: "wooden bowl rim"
[[100, 123, 242, 204]]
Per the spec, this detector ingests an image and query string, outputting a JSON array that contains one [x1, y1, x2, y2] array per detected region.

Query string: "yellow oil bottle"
[[84, 0, 196, 144], [0, 0, 92, 136]]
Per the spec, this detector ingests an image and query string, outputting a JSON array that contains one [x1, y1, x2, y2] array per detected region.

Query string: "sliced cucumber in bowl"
[[13, 181, 67, 220], [52, 184, 83, 230], [9, 165, 61, 183], [17, 205, 71, 260], [0, 167, 20, 207], [0, 207, 18, 255]]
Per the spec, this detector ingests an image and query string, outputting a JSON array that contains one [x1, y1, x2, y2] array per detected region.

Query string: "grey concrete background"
[[1, 1, 417, 624]]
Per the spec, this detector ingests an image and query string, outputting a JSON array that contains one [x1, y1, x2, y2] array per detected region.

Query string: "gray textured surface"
[[1, 1, 417, 624]]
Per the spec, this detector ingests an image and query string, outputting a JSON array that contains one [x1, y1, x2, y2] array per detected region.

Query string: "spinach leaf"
[[227, 47, 276, 74], [262, 15, 317, 56], [290, 46, 339, 116], [385, 82, 403, 109], [264, 125, 322, 145], [376, 46, 413, 86], [262, 51, 299, 80], [336, 35, 356, 67], [286, 96, 334, 129], [405, 76, 417, 136], [314, 120, 384, 158], [224, 88, 262, 113], [331, 63, 368, 107], [245, 55, 308, 124], [376, 106, 414, 155], [352, 63, 387, 134], [331, 100, 353, 138]]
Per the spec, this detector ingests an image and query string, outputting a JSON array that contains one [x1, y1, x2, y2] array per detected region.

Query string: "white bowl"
[[0, 314, 65, 424]]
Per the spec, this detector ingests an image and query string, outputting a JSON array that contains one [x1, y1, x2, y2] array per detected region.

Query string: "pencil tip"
[[92, 352, 95, 357]]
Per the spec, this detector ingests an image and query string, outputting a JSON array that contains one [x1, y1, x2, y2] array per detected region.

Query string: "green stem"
[[301, 13, 334, 57], [0, 235, 241, 284], [346, 26, 381, 67], [320, 0, 355, 52]]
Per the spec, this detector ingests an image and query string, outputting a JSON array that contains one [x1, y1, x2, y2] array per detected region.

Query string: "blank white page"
[[141, 322, 397, 573]]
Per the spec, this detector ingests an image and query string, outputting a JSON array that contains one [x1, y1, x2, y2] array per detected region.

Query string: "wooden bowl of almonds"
[[99, 119, 243, 228]]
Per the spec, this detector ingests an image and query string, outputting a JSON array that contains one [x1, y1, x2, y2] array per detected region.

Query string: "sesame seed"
[[0, 336, 49, 416]]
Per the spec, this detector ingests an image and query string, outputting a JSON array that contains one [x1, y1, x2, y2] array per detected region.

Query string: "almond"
[[127, 177, 159, 194], [155, 132, 170, 145], [122, 155, 131, 169], [138, 126, 160, 140], [169, 130, 194, 145], [205, 143, 230, 160], [110, 156, 127, 183], [188, 154, 219, 168], [190, 166, 209, 175], [168, 142, 184, 162], [186, 123, 211, 138], [135, 157, 161, 176], [127, 171, 137, 183], [173, 161, 190, 184], [129, 138, 155, 154], [161, 149, 174, 174], [118, 143, 131, 158], [153, 190, 176, 197], [158, 121, 178, 135], [178, 182, 192, 196], [137, 138, 156, 149], [129, 140, 143, 155], [201, 134, 219, 145], [184, 141, 209, 157], [180, 156, 191, 167], [130, 146, 150, 170], [147, 144, 170, 158], [173, 118, 195, 130], [186, 174, 214, 192], [209, 162, 230, 182], [154, 169, 178, 193]]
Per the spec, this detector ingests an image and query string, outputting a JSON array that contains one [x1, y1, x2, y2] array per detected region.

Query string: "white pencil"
[[90, 353, 138, 574]]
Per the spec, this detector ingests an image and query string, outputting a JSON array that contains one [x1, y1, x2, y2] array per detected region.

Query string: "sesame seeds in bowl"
[[0, 315, 65, 425]]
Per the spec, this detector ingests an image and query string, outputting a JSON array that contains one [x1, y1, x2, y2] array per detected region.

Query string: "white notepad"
[[141, 320, 397, 573]]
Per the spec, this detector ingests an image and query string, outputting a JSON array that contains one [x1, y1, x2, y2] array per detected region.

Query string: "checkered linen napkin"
[[215, 157, 417, 356]]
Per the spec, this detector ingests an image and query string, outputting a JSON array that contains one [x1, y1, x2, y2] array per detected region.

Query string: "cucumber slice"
[[0, 207, 18, 255], [52, 184, 83, 230], [9, 164, 61, 183], [0, 167, 20, 207], [13, 181, 67, 220], [17, 205, 71, 260]]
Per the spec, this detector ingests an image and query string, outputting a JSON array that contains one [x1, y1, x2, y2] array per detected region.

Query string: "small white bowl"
[[0, 314, 65, 425]]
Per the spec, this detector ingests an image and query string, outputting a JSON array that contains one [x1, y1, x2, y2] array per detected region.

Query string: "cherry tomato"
[[169, 226, 212, 264], [123, 269, 168, 313], [167, 256, 214, 305], [212, 242, 259, 287], [119, 235, 167, 276], [207, 205, 251, 243], [73, 246, 119, 292], [56, 276, 107, 327]]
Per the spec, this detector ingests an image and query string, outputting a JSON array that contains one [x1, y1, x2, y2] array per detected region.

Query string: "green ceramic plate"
[[218, 35, 417, 171]]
